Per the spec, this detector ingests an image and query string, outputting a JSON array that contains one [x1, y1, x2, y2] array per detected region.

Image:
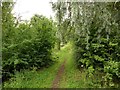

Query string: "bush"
[[2, 15, 56, 81]]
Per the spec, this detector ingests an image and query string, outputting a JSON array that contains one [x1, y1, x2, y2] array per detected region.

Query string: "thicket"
[[2, 2, 56, 81], [74, 2, 120, 87]]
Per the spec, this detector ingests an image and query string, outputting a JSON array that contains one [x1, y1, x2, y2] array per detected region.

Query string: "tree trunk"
[[57, 39, 61, 50]]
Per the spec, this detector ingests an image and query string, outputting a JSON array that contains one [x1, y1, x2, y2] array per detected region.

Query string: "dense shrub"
[[75, 35, 120, 87], [2, 14, 56, 81], [74, 3, 120, 87]]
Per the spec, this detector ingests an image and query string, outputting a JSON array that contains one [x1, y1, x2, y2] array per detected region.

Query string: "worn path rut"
[[52, 60, 66, 89]]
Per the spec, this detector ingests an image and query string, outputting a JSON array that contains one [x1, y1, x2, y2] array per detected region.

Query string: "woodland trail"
[[3, 42, 84, 88], [52, 60, 66, 88], [52, 42, 76, 88], [51, 42, 86, 88], [51, 43, 71, 88]]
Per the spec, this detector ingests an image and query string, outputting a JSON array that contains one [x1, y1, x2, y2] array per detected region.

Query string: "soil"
[[52, 60, 66, 89]]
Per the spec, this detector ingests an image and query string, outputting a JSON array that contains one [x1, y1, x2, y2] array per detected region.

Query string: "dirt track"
[[52, 60, 66, 89]]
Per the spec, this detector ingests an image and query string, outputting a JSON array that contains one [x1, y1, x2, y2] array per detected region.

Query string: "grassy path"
[[53, 42, 88, 88], [58, 43, 87, 88], [3, 42, 88, 88]]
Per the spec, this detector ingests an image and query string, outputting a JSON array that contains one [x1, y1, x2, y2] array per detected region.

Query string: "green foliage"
[[2, 2, 56, 81], [2, 1, 120, 88], [104, 61, 120, 78], [73, 2, 120, 87], [3, 43, 67, 88], [51, 2, 74, 49]]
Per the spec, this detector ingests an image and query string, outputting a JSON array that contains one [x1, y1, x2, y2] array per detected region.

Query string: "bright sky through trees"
[[11, 0, 118, 20], [12, 0, 57, 20]]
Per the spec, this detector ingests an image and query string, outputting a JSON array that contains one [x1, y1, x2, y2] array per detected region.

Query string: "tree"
[[51, 1, 67, 50], [2, 1, 15, 46]]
